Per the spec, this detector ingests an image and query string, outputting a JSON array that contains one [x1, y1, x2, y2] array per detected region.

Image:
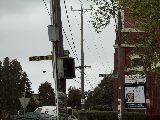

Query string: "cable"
[[62, 0, 80, 63], [85, 79, 94, 89], [84, 17, 110, 72], [42, 0, 50, 16], [62, 27, 79, 63], [77, 0, 82, 3], [83, 11, 114, 89]]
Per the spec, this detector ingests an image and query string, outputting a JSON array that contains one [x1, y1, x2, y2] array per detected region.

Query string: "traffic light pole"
[[52, 41, 59, 120], [50, 0, 65, 120]]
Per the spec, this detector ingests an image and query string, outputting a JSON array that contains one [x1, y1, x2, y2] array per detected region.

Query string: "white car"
[[34, 106, 78, 120]]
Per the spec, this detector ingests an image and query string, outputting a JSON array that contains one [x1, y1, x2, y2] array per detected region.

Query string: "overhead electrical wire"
[[42, 0, 50, 16], [62, 0, 95, 90], [62, 0, 80, 63], [62, 27, 79, 63], [85, 17, 109, 72], [40, 0, 113, 90], [70, 11, 99, 89], [77, 0, 82, 3], [82, 8, 114, 88]]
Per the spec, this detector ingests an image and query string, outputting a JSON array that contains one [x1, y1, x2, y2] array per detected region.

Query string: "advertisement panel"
[[125, 74, 146, 109], [125, 85, 146, 109]]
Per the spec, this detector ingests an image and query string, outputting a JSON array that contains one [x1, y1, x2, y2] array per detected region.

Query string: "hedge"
[[79, 111, 118, 120], [122, 112, 146, 120], [78, 111, 146, 120]]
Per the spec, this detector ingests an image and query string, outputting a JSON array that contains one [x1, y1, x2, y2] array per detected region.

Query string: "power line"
[[81, 17, 109, 87], [62, 27, 79, 63], [77, 0, 82, 3], [83, 15, 109, 72], [62, 0, 80, 63], [41, 0, 50, 16]]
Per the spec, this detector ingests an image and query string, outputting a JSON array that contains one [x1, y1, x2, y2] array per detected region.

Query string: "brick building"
[[113, 10, 160, 116]]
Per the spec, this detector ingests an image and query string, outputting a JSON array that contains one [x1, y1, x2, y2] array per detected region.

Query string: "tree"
[[38, 81, 55, 106], [67, 87, 81, 110], [86, 76, 114, 111], [88, 0, 160, 75], [26, 98, 39, 112], [118, 0, 160, 75], [0, 57, 33, 116], [87, 0, 115, 33], [19, 72, 33, 98]]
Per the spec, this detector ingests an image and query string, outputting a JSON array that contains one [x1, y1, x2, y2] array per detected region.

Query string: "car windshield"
[[35, 108, 42, 113]]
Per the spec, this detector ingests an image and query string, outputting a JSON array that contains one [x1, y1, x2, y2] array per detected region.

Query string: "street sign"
[[19, 97, 30, 109], [29, 50, 70, 61], [29, 55, 53, 61], [99, 74, 108, 77], [99, 74, 113, 78]]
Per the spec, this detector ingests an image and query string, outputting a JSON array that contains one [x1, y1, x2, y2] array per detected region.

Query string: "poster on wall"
[[125, 74, 146, 109], [125, 85, 146, 109]]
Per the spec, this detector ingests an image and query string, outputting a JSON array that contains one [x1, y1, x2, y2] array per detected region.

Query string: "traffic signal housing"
[[57, 57, 75, 79]]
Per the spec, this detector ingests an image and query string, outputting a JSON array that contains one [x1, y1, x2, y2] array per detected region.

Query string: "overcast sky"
[[0, 0, 115, 93]]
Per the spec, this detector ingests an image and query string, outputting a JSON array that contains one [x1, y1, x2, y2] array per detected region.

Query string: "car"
[[34, 106, 78, 120], [16, 112, 43, 120]]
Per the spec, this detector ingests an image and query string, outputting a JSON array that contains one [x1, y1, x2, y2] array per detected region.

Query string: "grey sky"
[[0, 0, 115, 93]]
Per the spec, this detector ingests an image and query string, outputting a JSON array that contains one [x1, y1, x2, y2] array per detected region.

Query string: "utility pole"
[[49, 0, 66, 120], [80, 4, 85, 110], [71, 4, 91, 111], [117, 10, 123, 120]]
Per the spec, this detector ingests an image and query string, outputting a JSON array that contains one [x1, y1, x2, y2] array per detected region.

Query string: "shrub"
[[122, 112, 146, 120], [79, 111, 118, 120]]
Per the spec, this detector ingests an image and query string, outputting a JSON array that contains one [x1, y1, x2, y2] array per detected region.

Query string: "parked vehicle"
[[16, 112, 43, 120], [34, 106, 78, 120], [16, 106, 77, 120], [34, 106, 57, 120]]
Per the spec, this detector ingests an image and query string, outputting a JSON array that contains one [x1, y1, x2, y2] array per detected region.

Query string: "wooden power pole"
[[117, 10, 123, 120], [71, 4, 91, 111], [50, 0, 66, 120]]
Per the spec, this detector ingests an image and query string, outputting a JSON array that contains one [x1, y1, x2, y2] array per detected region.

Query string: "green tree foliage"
[[67, 87, 81, 110], [38, 81, 55, 106], [86, 76, 114, 111], [26, 97, 39, 112], [88, 0, 160, 74], [0, 57, 33, 116], [88, 0, 116, 33], [118, 0, 160, 74]]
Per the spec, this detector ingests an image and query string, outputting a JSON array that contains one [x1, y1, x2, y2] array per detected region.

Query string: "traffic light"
[[63, 57, 75, 79], [57, 57, 75, 79]]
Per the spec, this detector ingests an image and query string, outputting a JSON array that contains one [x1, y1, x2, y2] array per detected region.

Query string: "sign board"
[[125, 85, 146, 109], [81, 99, 85, 105], [99, 74, 113, 78], [125, 74, 146, 84], [19, 97, 30, 109], [29, 51, 69, 61], [125, 73, 146, 109], [29, 55, 53, 61], [99, 74, 107, 77]]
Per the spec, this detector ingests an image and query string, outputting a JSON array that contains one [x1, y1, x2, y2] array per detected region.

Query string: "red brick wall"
[[123, 9, 136, 28]]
